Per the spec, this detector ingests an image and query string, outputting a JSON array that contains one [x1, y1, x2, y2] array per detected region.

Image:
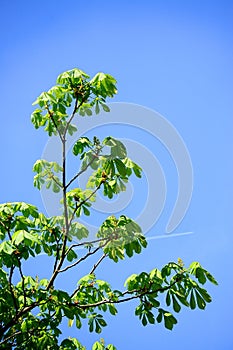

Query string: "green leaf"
[[125, 243, 133, 257], [123, 158, 142, 178], [174, 292, 190, 307], [68, 319, 74, 327], [98, 318, 107, 327], [196, 267, 207, 284], [83, 206, 90, 216], [101, 103, 110, 112], [67, 249, 78, 262], [166, 291, 171, 306], [73, 137, 91, 156], [90, 72, 117, 98], [12, 230, 25, 245], [124, 274, 138, 289], [118, 179, 126, 192], [164, 312, 177, 330], [147, 311, 155, 324], [92, 342, 104, 350], [33, 160, 43, 173], [161, 265, 171, 278], [24, 231, 39, 244], [196, 286, 212, 303], [108, 304, 118, 315], [107, 345, 117, 350], [172, 294, 181, 313], [156, 311, 163, 323], [53, 162, 63, 172], [114, 158, 127, 176], [52, 182, 61, 193], [103, 137, 127, 158], [195, 290, 206, 310], [150, 268, 162, 281], [95, 321, 102, 334], [76, 316, 82, 329], [0, 241, 14, 255], [70, 222, 89, 240], [68, 123, 78, 136], [95, 102, 100, 114], [63, 306, 75, 319], [204, 270, 218, 285], [21, 320, 27, 333], [142, 314, 148, 326], [57, 68, 89, 85], [40, 278, 49, 287], [190, 290, 198, 309], [86, 108, 92, 116]]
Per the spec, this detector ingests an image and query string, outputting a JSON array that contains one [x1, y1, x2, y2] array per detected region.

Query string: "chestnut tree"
[[0, 68, 217, 349]]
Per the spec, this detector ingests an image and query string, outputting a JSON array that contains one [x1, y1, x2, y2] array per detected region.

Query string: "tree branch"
[[50, 174, 62, 188], [9, 266, 18, 312], [0, 331, 22, 346], [89, 253, 107, 275], [46, 138, 69, 289], [65, 151, 101, 190], [58, 244, 105, 274], [46, 98, 87, 290], [76, 282, 177, 310], [68, 183, 102, 230], [18, 263, 27, 307], [6, 224, 27, 307], [53, 239, 62, 273], [65, 237, 110, 258], [64, 98, 78, 135], [46, 106, 63, 142], [0, 300, 45, 339]]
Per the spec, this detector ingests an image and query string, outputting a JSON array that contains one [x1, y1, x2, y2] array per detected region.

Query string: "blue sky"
[[1, 1, 233, 349]]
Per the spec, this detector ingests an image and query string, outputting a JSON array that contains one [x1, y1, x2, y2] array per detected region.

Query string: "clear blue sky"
[[1, 1, 233, 349]]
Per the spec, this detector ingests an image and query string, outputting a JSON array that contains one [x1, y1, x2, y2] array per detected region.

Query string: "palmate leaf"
[[190, 290, 196, 309], [96, 215, 147, 262], [103, 137, 127, 159], [33, 159, 62, 192], [189, 262, 218, 286], [90, 72, 117, 98], [56, 68, 90, 85], [164, 312, 177, 330], [73, 137, 92, 156]]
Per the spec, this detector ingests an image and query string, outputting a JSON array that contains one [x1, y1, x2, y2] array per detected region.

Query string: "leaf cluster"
[[31, 68, 117, 137]]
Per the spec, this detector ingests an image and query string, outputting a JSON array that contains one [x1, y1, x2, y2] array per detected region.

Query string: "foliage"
[[0, 68, 217, 349]]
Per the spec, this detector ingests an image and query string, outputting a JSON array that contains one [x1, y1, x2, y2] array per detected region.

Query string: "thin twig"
[[89, 253, 107, 275], [9, 266, 18, 312], [50, 174, 62, 188], [53, 234, 62, 273], [63, 98, 79, 137], [0, 331, 22, 346], [46, 106, 63, 142], [68, 183, 102, 230], [66, 150, 102, 190], [6, 225, 27, 307], [18, 263, 27, 307], [0, 299, 47, 338], [76, 281, 178, 310], [58, 245, 103, 274], [65, 237, 109, 258]]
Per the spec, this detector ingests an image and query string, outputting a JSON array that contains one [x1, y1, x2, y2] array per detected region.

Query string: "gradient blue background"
[[1, 1, 233, 349]]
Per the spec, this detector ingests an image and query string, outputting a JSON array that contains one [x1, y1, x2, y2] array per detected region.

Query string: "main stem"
[[47, 100, 81, 289], [47, 136, 69, 289], [60, 136, 70, 260]]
